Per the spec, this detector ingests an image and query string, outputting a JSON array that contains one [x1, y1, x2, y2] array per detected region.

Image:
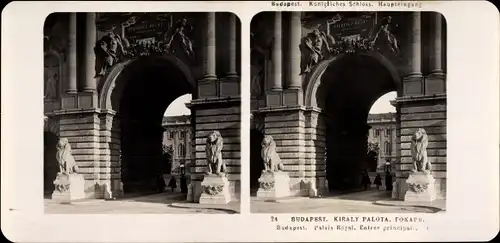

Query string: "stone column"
[[82, 13, 97, 92], [202, 12, 217, 81], [431, 13, 443, 75], [288, 12, 302, 89], [227, 14, 238, 78], [271, 12, 282, 91], [67, 13, 77, 94], [408, 12, 422, 77]]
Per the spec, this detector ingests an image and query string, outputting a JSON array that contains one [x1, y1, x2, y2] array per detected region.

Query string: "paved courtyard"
[[251, 189, 446, 213], [44, 192, 240, 214]]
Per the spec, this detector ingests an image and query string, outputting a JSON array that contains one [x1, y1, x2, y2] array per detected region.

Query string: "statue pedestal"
[[404, 172, 436, 202], [199, 174, 231, 204], [51, 173, 85, 204], [257, 171, 291, 198]]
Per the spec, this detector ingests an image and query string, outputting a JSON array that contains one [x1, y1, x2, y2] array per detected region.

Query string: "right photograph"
[[250, 11, 447, 213]]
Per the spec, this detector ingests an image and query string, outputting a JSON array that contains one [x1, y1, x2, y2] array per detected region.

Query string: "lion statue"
[[56, 138, 79, 174], [205, 131, 226, 176], [410, 128, 431, 173], [261, 135, 284, 173]]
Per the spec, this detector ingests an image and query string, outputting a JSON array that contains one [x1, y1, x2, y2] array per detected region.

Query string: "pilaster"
[[53, 108, 102, 198], [187, 97, 241, 202], [260, 105, 308, 196], [392, 94, 447, 200]]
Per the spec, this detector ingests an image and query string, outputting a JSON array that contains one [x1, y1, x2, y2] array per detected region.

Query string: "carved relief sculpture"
[[164, 18, 195, 60], [299, 29, 335, 75], [94, 29, 128, 77], [371, 16, 400, 55], [410, 128, 431, 173], [44, 65, 58, 99], [205, 131, 226, 176], [261, 135, 285, 172], [56, 138, 79, 175]]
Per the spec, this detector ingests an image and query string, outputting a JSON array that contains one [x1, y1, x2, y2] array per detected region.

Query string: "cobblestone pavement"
[[251, 189, 445, 214], [44, 193, 238, 214]]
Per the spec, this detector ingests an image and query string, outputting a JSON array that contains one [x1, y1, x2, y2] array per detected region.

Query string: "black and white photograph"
[[2, 1, 499, 242], [250, 11, 447, 213], [43, 12, 242, 214]]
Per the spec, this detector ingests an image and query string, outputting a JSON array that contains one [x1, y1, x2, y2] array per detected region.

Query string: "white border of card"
[[2, 1, 499, 242]]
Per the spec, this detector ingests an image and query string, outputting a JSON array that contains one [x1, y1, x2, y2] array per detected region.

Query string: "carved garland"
[[202, 185, 224, 196], [53, 175, 71, 193], [408, 183, 429, 194], [259, 181, 275, 191]]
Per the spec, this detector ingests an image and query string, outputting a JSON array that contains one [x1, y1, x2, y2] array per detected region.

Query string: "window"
[[385, 142, 391, 155], [375, 129, 380, 136], [169, 131, 174, 139], [178, 144, 186, 157], [385, 128, 391, 137]]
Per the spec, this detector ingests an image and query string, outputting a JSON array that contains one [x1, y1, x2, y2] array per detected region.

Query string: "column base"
[[403, 75, 424, 96], [425, 72, 446, 95], [283, 88, 303, 106]]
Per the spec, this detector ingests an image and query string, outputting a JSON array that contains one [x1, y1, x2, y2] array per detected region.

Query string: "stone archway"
[[304, 52, 402, 192], [98, 55, 196, 194]]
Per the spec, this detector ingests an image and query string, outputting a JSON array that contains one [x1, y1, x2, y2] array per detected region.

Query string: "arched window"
[[385, 142, 391, 155]]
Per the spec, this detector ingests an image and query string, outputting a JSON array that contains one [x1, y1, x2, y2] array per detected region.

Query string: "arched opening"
[[44, 131, 59, 197], [105, 56, 195, 194], [161, 94, 193, 193], [250, 129, 265, 194], [366, 91, 397, 189], [313, 53, 399, 192]]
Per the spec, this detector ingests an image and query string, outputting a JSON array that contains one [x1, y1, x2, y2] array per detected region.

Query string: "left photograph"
[[43, 12, 241, 214]]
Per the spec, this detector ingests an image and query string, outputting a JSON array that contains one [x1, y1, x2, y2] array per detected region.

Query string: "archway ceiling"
[[118, 63, 192, 126]]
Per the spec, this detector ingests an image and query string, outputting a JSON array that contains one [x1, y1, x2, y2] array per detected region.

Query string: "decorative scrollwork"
[[408, 183, 429, 194], [202, 185, 224, 196]]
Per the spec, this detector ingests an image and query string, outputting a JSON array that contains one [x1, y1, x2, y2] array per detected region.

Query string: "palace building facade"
[[162, 115, 193, 175]]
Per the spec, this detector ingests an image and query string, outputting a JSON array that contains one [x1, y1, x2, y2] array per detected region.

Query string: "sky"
[[369, 91, 397, 114], [164, 94, 192, 116], [164, 92, 397, 117]]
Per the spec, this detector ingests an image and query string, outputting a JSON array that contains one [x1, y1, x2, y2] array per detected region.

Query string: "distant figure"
[[157, 174, 165, 193], [385, 171, 393, 191], [374, 174, 382, 191], [180, 174, 188, 193], [391, 181, 398, 199], [168, 176, 177, 192], [361, 171, 371, 190]]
